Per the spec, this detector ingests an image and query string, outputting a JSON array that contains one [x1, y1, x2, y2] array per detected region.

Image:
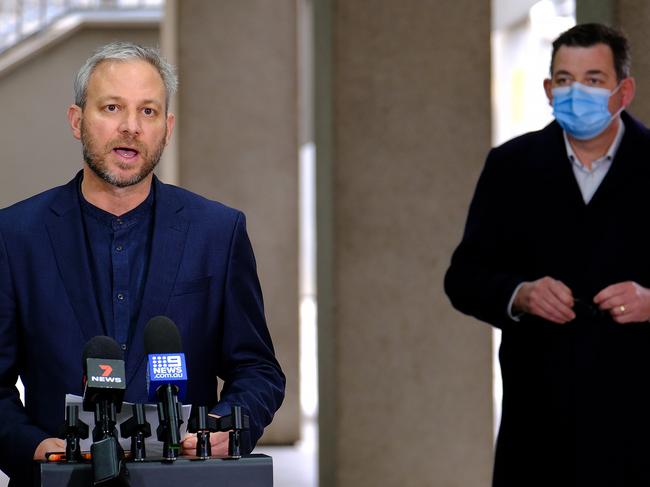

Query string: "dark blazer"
[[445, 112, 650, 487], [0, 172, 285, 482]]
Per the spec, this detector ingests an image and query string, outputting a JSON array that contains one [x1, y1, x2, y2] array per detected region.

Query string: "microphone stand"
[[93, 399, 117, 442], [91, 399, 128, 485], [120, 404, 151, 462], [59, 405, 89, 463], [155, 384, 184, 461], [188, 406, 212, 459], [187, 405, 249, 459]]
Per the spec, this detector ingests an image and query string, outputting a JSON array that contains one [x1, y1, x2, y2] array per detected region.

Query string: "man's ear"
[[620, 76, 636, 109], [67, 105, 83, 140], [165, 112, 175, 145], [543, 78, 553, 106]]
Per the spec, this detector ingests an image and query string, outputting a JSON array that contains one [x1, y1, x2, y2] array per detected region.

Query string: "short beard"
[[81, 122, 166, 189]]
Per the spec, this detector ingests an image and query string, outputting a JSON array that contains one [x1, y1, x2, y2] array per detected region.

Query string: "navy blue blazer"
[[0, 172, 285, 481]]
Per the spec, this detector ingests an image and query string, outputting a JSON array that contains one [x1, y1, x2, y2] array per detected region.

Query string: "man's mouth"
[[113, 147, 139, 159]]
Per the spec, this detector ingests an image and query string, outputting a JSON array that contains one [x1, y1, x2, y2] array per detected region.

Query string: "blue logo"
[[149, 353, 187, 380]]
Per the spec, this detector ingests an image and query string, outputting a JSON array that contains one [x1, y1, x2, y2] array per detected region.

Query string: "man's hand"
[[33, 437, 65, 461], [594, 281, 650, 323], [513, 277, 575, 324], [180, 430, 230, 457]]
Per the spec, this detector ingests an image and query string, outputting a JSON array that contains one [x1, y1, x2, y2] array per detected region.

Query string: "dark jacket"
[[445, 112, 650, 486], [0, 173, 285, 483]]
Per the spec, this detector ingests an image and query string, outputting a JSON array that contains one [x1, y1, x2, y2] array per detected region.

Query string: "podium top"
[[38, 454, 273, 487]]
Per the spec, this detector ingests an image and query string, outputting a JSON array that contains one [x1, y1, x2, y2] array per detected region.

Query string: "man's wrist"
[[507, 282, 527, 321]]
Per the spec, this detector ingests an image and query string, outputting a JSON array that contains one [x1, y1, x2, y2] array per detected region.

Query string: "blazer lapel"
[[534, 122, 587, 209], [46, 173, 105, 341], [125, 177, 189, 380]]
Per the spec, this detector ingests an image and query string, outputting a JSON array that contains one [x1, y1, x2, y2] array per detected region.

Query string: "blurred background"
[[0, 1, 647, 485]]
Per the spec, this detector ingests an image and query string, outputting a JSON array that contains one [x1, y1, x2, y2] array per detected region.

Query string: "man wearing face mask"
[[445, 23, 650, 487]]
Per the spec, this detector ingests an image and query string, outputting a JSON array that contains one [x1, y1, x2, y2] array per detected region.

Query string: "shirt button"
[[117, 293, 125, 301], [116, 219, 123, 225], [121, 344, 127, 351], [116, 245, 123, 252]]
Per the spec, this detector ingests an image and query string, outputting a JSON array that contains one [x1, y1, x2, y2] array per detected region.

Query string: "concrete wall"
[[574, 0, 650, 122], [576, 0, 616, 25], [316, 1, 494, 485], [176, 0, 300, 444], [617, 1, 650, 122], [0, 27, 158, 208]]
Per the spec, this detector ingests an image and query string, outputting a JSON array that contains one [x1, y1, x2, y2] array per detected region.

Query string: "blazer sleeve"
[[0, 230, 49, 479], [444, 146, 528, 329], [211, 212, 286, 449]]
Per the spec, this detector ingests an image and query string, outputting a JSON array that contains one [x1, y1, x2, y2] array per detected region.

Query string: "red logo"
[[99, 365, 113, 377]]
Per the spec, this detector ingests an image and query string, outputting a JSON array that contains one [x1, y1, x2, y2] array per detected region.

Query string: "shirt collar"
[[78, 177, 155, 229], [563, 118, 625, 172]]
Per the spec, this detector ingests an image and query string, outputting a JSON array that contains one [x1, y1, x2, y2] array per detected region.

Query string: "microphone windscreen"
[[82, 336, 124, 371], [144, 316, 183, 354], [82, 336, 126, 412]]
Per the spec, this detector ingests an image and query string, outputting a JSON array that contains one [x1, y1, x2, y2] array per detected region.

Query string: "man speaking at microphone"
[[0, 42, 285, 484]]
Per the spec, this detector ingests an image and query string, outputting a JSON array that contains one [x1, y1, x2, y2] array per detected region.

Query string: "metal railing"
[[0, 0, 163, 53]]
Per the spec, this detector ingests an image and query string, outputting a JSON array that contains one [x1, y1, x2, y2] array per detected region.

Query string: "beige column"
[[616, 1, 650, 123], [175, 1, 300, 444], [574, 0, 650, 126], [316, 1, 494, 486], [576, 0, 615, 24], [575, 1, 650, 122]]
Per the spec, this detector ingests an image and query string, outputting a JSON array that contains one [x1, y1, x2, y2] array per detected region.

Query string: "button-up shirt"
[[564, 119, 625, 204], [79, 181, 155, 351]]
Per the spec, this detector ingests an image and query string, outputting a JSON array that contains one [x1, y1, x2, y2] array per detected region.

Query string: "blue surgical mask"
[[552, 82, 623, 140]]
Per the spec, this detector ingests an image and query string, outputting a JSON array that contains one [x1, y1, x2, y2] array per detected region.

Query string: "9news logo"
[[150, 353, 187, 380]]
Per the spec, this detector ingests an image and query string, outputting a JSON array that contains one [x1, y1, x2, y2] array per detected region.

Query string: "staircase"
[[0, 0, 163, 53], [0, 0, 162, 75]]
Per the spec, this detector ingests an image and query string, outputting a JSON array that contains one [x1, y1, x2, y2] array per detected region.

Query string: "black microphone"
[[144, 316, 188, 461], [82, 336, 126, 421], [82, 336, 127, 485]]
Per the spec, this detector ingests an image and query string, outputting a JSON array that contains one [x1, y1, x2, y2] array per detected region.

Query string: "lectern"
[[37, 454, 273, 487]]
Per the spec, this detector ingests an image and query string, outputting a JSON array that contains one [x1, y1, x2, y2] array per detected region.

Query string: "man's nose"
[[118, 111, 142, 137]]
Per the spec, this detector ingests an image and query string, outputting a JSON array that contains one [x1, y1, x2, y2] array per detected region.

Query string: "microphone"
[[82, 336, 126, 435], [82, 336, 127, 484], [144, 316, 188, 461]]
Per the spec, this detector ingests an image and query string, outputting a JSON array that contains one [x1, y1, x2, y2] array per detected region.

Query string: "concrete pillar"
[[576, 0, 615, 25], [316, 1, 493, 485], [616, 1, 650, 123], [574, 1, 650, 122], [175, 1, 300, 444]]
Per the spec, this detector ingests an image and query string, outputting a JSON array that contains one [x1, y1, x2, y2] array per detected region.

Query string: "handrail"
[[0, 0, 163, 54]]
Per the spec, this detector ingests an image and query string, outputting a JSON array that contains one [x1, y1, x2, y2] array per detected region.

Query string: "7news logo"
[[88, 358, 125, 385], [99, 364, 113, 376]]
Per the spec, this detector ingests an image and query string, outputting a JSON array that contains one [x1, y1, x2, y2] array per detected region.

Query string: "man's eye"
[[106, 104, 118, 112], [143, 108, 155, 116]]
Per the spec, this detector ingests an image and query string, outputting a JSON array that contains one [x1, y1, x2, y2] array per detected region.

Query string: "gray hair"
[[74, 41, 178, 111]]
